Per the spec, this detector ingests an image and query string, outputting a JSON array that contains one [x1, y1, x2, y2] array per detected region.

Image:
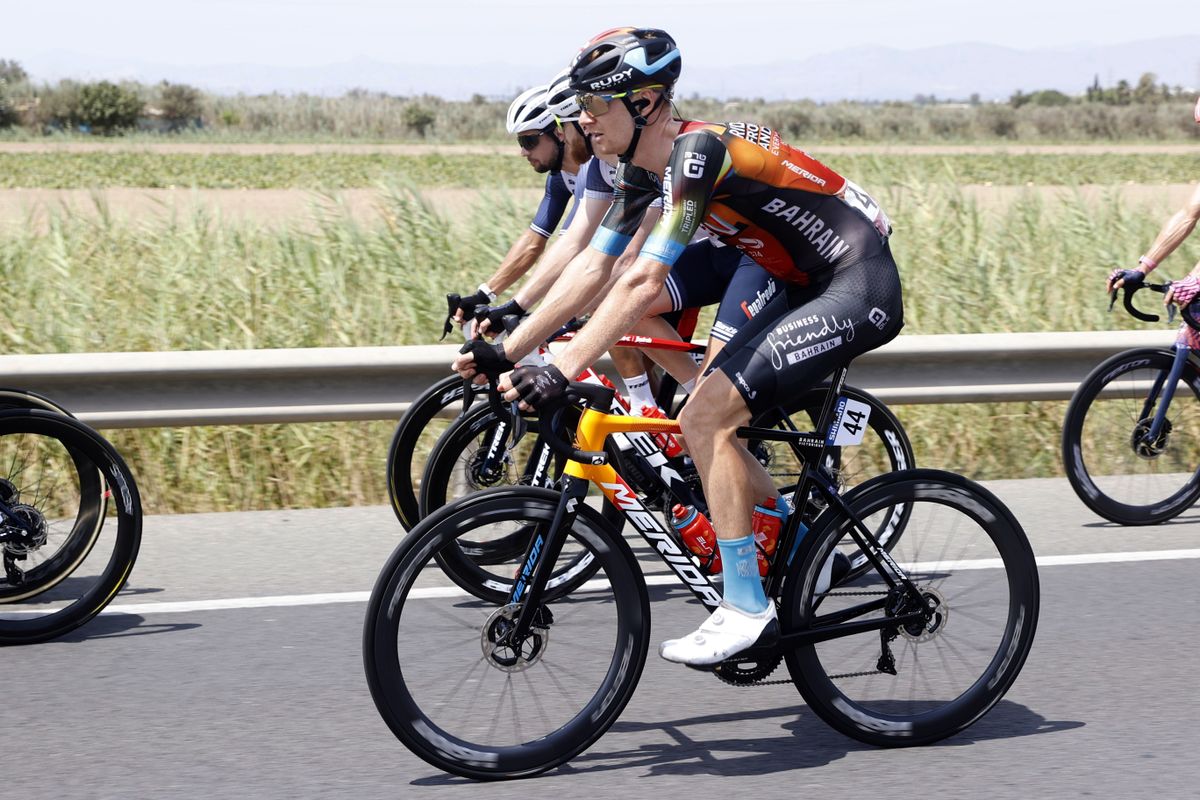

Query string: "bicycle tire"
[[364, 487, 649, 780], [1062, 347, 1200, 525], [418, 403, 618, 603], [0, 410, 142, 645], [0, 389, 108, 603], [782, 469, 1039, 746], [386, 375, 477, 530]]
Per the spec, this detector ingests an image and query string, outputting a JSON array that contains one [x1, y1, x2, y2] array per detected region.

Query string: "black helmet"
[[568, 27, 681, 94]]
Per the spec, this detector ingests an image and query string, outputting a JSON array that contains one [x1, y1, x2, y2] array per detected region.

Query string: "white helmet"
[[505, 84, 555, 134], [543, 69, 581, 123]]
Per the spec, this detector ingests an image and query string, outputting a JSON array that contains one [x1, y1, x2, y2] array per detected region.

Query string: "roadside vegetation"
[[3, 57, 1197, 512], [1, 58, 1197, 143], [2, 151, 1200, 190], [2, 182, 1195, 511]]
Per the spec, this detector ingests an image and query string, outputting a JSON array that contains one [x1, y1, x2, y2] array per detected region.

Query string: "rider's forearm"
[[1142, 184, 1200, 272], [514, 197, 609, 308], [501, 248, 618, 361], [512, 232, 587, 309], [484, 229, 548, 295], [552, 257, 670, 380]]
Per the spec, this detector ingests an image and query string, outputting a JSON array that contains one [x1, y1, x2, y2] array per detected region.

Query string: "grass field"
[[2, 144, 1197, 513], [1, 151, 1197, 189]]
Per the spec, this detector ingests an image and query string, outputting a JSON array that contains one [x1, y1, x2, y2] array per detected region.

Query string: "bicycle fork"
[[1141, 343, 1190, 444]]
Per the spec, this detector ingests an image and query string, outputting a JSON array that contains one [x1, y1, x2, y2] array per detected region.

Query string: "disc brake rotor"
[[480, 603, 552, 673]]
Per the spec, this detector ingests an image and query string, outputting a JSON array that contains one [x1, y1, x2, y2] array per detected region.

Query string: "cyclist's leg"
[[663, 249, 904, 665]]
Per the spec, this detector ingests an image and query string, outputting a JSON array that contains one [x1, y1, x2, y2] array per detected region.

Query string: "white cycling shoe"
[[659, 601, 779, 667]]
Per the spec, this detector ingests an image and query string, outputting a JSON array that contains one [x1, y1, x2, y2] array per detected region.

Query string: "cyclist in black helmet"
[[459, 26, 904, 668]]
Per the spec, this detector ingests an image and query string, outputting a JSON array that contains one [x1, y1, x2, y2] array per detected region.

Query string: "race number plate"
[[825, 397, 872, 446]]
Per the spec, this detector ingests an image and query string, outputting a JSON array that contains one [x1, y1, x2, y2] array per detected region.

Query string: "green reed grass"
[[1, 182, 1196, 512], [1, 151, 1198, 190]]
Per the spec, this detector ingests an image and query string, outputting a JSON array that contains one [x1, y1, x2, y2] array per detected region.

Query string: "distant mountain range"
[[18, 36, 1200, 101]]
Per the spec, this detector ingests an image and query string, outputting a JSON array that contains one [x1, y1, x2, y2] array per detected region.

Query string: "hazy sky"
[[3, 0, 1199, 68]]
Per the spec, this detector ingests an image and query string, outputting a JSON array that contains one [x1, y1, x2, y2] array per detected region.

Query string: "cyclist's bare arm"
[[484, 228, 549, 297], [1140, 182, 1200, 277], [534, 254, 672, 384], [511, 195, 610, 311], [578, 207, 662, 315]]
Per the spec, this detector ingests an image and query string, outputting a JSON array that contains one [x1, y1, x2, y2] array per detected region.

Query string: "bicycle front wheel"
[[364, 487, 650, 780], [387, 375, 477, 530], [0, 410, 142, 645], [782, 469, 1038, 747], [1063, 347, 1200, 524]]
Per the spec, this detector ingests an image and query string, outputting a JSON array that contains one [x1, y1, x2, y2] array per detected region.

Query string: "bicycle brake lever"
[[1108, 289, 1118, 313], [508, 400, 528, 448], [441, 293, 461, 341], [460, 376, 474, 417], [1168, 304, 1177, 324]]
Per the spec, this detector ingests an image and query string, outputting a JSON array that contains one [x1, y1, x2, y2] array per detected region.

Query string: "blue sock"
[[776, 492, 792, 525], [717, 535, 769, 613]]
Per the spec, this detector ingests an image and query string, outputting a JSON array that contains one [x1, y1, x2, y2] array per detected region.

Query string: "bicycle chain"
[[726, 589, 893, 687]]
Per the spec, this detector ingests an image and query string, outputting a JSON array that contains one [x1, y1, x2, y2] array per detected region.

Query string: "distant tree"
[[403, 103, 436, 137], [0, 82, 16, 129], [1133, 72, 1158, 103], [158, 81, 203, 128], [76, 81, 143, 133], [1114, 79, 1132, 106], [0, 58, 27, 85]]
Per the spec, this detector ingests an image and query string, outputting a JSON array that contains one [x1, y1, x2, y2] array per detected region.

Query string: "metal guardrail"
[[0, 330, 1177, 428]]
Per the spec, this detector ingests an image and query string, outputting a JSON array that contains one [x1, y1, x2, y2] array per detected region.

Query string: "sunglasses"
[[577, 85, 663, 117], [517, 131, 545, 150]]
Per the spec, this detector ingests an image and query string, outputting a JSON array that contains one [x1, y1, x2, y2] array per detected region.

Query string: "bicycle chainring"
[[712, 652, 784, 686]]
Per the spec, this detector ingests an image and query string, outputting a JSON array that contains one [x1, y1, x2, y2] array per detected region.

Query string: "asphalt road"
[[5, 476, 1200, 799]]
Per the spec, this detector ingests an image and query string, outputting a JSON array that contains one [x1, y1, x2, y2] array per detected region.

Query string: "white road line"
[[43, 547, 1198, 616]]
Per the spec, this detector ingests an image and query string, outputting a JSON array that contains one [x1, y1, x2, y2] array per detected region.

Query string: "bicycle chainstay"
[[721, 588, 893, 687]]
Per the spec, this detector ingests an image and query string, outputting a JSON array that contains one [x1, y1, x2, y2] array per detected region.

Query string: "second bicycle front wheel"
[[782, 469, 1038, 747], [1062, 347, 1200, 524], [364, 487, 650, 780]]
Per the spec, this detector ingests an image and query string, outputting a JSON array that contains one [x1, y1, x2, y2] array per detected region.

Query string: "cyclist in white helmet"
[[447, 82, 593, 324]]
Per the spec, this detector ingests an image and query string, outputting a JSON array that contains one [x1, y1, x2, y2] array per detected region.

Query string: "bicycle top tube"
[[553, 330, 706, 354]]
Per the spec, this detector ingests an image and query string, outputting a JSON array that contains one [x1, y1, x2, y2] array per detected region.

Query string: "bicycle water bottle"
[[752, 497, 786, 576], [639, 405, 684, 457], [670, 504, 720, 573]]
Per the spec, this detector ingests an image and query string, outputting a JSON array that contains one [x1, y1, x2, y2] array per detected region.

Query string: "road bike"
[[0, 389, 142, 644], [1063, 280, 1200, 524], [364, 362, 1039, 779], [420, 360, 913, 603]]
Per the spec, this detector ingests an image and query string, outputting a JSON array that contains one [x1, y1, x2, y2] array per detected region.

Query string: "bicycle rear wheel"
[[364, 487, 649, 780], [1062, 347, 1200, 524], [0, 410, 142, 645], [782, 469, 1038, 746]]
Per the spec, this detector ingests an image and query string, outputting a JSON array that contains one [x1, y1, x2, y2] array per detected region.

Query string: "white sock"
[[625, 372, 655, 409]]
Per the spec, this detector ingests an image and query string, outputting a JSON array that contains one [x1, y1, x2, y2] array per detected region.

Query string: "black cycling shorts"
[[708, 245, 904, 417], [665, 240, 779, 343]]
